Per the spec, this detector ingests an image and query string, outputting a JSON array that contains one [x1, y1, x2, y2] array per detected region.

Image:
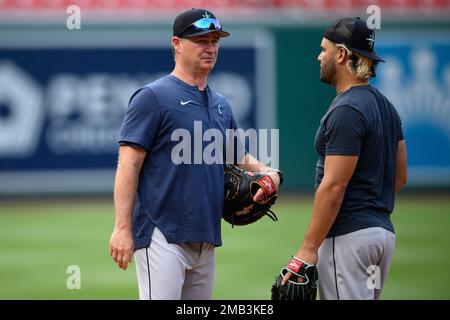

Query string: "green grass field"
[[0, 195, 449, 300]]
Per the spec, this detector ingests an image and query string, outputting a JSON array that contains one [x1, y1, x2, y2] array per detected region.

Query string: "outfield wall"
[[1, 11, 449, 194]]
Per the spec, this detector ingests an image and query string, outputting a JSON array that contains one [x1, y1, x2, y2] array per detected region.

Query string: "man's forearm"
[[113, 164, 140, 230], [395, 176, 407, 193], [237, 153, 271, 172], [237, 153, 282, 188], [300, 182, 347, 252]]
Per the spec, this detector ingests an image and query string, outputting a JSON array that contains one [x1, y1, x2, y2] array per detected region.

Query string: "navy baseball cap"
[[323, 17, 385, 62], [173, 8, 230, 38]]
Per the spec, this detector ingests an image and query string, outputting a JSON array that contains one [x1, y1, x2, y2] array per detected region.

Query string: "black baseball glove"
[[222, 164, 279, 227], [271, 256, 318, 300]]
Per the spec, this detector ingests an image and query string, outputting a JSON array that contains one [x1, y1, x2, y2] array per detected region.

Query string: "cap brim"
[[350, 47, 385, 63], [183, 30, 230, 38]]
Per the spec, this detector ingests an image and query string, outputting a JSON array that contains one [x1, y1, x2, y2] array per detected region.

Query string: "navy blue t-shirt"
[[119, 75, 240, 250], [315, 85, 404, 237]]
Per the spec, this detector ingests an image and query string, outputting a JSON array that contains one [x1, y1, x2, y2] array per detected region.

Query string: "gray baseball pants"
[[317, 227, 395, 300], [134, 227, 216, 300]]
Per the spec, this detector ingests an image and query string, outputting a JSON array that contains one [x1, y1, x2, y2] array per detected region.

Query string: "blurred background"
[[0, 0, 449, 299]]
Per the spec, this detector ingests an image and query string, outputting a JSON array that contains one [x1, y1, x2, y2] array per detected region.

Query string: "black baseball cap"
[[173, 8, 230, 38], [323, 17, 385, 62]]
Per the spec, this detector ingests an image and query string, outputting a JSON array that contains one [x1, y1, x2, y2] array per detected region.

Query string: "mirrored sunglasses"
[[191, 18, 222, 31], [178, 18, 223, 37]]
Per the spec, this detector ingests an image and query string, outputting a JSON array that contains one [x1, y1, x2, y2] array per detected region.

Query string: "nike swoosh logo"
[[180, 100, 193, 106]]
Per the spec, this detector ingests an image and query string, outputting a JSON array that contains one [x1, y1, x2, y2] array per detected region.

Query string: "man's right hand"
[[109, 227, 134, 270]]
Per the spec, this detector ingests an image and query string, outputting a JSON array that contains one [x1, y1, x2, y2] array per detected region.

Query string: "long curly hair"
[[335, 43, 379, 79]]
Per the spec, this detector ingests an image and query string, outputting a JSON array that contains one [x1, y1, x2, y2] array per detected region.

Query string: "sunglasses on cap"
[[177, 18, 223, 37], [192, 18, 222, 30]]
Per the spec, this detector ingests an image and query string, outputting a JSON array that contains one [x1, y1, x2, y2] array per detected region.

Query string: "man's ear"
[[172, 37, 182, 54], [336, 47, 347, 65]]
